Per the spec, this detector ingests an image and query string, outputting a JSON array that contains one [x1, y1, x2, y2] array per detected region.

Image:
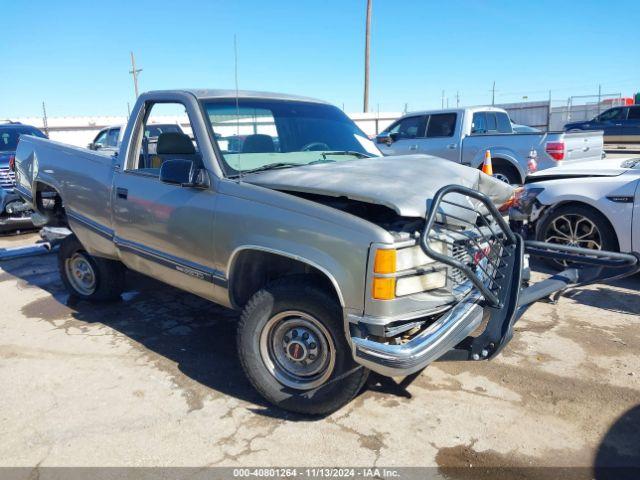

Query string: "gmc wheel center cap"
[[287, 341, 307, 361]]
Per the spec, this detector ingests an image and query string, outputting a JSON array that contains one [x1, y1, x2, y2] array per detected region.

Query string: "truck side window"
[[495, 113, 512, 133], [93, 130, 108, 147], [598, 108, 625, 121], [628, 107, 640, 120], [426, 113, 456, 138], [386, 116, 426, 139], [128, 102, 200, 176], [471, 112, 486, 134], [106, 128, 120, 147]]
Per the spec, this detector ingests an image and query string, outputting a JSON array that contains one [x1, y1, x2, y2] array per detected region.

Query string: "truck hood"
[[527, 158, 638, 182], [245, 154, 514, 218]]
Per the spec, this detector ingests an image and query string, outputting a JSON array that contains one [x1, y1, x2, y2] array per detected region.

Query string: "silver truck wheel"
[[259, 310, 336, 390], [65, 252, 97, 295], [237, 275, 369, 415], [58, 235, 125, 301]]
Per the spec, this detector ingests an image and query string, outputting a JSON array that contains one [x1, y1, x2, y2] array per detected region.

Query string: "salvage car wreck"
[[13, 89, 640, 415]]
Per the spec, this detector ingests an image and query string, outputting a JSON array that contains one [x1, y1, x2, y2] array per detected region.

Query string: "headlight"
[[516, 187, 545, 213], [396, 271, 447, 297], [372, 242, 448, 300]]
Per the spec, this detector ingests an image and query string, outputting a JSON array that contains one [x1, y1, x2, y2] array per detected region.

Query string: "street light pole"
[[363, 0, 372, 113]]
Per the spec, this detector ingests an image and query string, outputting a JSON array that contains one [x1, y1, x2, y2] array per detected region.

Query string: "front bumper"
[[348, 185, 639, 378], [351, 291, 484, 377]]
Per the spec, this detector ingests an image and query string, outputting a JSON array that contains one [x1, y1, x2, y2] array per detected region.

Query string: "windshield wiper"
[[319, 150, 375, 160], [233, 162, 301, 176]]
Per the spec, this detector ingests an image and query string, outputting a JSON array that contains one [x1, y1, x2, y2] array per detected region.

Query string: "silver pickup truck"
[[376, 107, 604, 184], [13, 90, 637, 415]]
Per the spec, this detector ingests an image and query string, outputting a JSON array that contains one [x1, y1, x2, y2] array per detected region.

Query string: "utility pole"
[[363, 0, 372, 112], [491, 81, 496, 106], [41, 101, 49, 137], [441, 90, 445, 109], [129, 51, 142, 98], [456, 91, 460, 108], [597, 84, 602, 115]]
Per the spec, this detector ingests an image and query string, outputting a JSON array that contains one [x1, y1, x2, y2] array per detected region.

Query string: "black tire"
[[237, 276, 369, 415], [492, 164, 521, 185], [58, 234, 125, 301], [536, 204, 618, 270]]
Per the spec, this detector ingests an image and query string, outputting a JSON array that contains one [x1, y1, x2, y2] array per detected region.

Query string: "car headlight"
[[372, 242, 448, 300]]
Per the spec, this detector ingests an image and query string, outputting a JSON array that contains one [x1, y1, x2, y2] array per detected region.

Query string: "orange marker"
[[482, 150, 493, 176]]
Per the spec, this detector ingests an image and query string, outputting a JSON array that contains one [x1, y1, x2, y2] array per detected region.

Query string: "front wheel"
[[237, 276, 369, 415], [58, 234, 125, 301], [536, 204, 618, 270]]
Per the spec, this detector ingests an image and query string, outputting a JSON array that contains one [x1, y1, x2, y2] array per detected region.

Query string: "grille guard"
[[419, 185, 639, 362]]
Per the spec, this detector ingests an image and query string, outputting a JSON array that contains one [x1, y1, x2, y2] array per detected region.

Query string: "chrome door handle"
[[615, 123, 622, 126], [116, 187, 128, 200], [409, 145, 419, 151], [447, 144, 457, 149]]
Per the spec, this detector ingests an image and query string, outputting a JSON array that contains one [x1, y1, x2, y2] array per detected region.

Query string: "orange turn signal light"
[[374, 249, 396, 274], [372, 277, 396, 300]]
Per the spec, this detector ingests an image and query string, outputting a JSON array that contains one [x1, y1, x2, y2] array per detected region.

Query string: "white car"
[[512, 157, 640, 267]]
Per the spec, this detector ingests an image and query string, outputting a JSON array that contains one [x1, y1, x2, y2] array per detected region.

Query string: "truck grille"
[[420, 185, 517, 308], [0, 167, 16, 190]]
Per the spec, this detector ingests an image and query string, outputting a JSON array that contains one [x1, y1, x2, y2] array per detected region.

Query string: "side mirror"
[[376, 132, 395, 145], [88, 142, 101, 150], [159, 159, 207, 188]]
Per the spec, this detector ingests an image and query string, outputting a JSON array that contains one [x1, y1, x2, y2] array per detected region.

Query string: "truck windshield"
[[202, 99, 381, 176]]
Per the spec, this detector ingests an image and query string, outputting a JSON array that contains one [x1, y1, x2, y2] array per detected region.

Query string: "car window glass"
[[599, 108, 624, 121], [94, 130, 108, 146], [426, 113, 456, 138], [388, 116, 426, 139], [496, 113, 512, 133], [106, 128, 120, 147], [627, 108, 640, 120], [209, 106, 279, 156], [471, 112, 486, 134], [486, 113, 498, 132], [128, 102, 200, 175]]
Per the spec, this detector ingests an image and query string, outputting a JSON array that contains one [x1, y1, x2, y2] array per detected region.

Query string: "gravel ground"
[[0, 232, 638, 476]]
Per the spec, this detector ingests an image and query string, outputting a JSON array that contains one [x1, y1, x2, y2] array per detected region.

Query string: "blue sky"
[[2, 0, 639, 117]]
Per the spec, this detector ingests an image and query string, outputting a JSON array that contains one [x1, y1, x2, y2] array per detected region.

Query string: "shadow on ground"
[[595, 404, 640, 480], [0, 253, 416, 420]]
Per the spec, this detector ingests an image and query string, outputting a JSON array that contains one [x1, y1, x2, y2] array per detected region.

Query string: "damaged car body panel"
[[12, 89, 639, 414]]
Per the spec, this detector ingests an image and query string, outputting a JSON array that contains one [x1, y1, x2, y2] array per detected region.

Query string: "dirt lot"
[[0, 233, 639, 474]]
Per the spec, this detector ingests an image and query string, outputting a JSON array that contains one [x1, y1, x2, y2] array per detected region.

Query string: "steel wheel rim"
[[544, 214, 603, 266], [65, 253, 97, 295], [259, 310, 336, 390]]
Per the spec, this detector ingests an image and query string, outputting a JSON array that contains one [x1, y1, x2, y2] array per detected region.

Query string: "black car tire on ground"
[[237, 275, 369, 416], [58, 234, 125, 301]]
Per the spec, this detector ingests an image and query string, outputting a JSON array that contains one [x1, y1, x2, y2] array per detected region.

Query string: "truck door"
[[623, 106, 640, 142], [377, 115, 426, 155], [112, 101, 220, 299], [593, 107, 626, 142], [415, 112, 460, 162]]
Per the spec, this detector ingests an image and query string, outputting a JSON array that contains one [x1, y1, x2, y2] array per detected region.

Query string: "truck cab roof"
[[144, 89, 330, 105]]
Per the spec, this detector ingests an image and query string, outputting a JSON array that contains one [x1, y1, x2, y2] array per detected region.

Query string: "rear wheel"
[[58, 235, 125, 301], [492, 164, 521, 185], [237, 276, 369, 415], [536, 204, 618, 269]]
